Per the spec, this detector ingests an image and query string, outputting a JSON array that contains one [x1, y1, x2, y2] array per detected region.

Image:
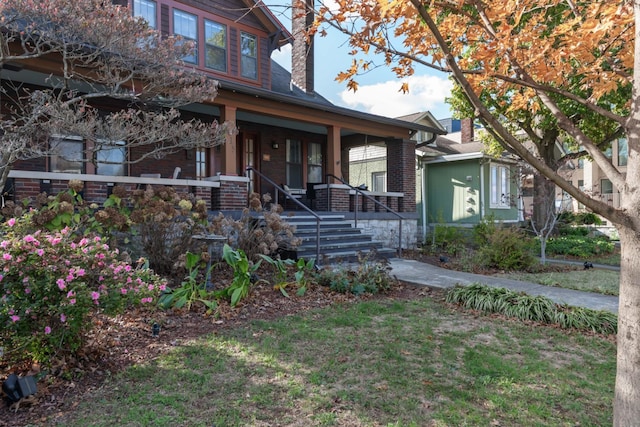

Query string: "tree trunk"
[[614, 227, 640, 426], [539, 237, 547, 265], [532, 173, 556, 230]]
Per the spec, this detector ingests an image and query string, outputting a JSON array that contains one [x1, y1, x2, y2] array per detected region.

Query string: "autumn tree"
[[312, 0, 638, 424], [0, 0, 227, 193]]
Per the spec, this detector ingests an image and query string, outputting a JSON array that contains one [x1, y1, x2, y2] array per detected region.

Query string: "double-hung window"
[[196, 148, 207, 179], [96, 141, 126, 176], [307, 142, 323, 183], [50, 137, 83, 174], [174, 9, 198, 64], [286, 139, 303, 188], [133, 0, 156, 28], [490, 164, 510, 208], [618, 138, 628, 166], [240, 32, 257, 79], [204, 20, 227, 72]]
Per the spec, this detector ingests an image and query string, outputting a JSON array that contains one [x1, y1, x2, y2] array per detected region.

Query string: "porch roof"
[[215, 64, 447, 139]]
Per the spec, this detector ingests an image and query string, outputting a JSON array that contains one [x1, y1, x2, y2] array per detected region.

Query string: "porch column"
[[220, 105, 238, 176], [386, 138, 416, 212], [326, 125, 342, 181]]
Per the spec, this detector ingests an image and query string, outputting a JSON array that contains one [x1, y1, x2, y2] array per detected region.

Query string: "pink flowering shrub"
[[0, 216, 167, 365]]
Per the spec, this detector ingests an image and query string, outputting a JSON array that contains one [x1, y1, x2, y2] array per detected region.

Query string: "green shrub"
[[314, 255, 395, 296], [541, 235, 615, 258], [445, 284, 617, 334], [575, 212, 603, 225], [557, 225, 590, 237], [427, 224, 469, 257], [0, 216, 164, 365], [472, 214, 498, 247], [473, 227, 535, 270]]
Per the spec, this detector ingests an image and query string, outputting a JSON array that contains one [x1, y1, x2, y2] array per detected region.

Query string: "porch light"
[[271, 141, 279, 149]]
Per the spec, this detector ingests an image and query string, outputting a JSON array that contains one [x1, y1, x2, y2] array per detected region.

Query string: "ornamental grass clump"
[[0, 216, 166, 365], [446, 283, 617, 335]]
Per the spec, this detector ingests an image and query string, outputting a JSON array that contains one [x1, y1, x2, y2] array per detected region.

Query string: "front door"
[[238, 132, 259, 194]]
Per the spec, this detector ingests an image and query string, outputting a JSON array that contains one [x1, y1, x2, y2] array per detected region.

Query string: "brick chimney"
[[461, 118, 474, 143], [291, 0, 314, 93]]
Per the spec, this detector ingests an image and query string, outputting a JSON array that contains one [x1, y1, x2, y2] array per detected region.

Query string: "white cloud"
[[271, 44, 292, 71], [336, 74, 453, 119]]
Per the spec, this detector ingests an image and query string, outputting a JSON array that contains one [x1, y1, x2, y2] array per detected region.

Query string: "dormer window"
[[133, 0, 156, 28], [173, 9, 198, 64], [240, 32, 257, 80], [205, 20, 227, 72]]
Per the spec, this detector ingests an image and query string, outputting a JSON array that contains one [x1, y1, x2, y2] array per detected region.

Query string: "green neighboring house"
[[348, 114, 522, 245], [418, 134, 522, 229]]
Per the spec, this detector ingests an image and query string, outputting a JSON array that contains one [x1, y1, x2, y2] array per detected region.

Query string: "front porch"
[[5, 171, 418, 252]]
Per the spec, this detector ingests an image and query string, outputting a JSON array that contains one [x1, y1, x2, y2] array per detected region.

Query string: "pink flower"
[[91, 291, 100, 301], [23, 235, 35, 243], [67, 290, 75, 298], [60, 313, 66, 323], [121, 288, 127, 294], [36, 249, 44, 256], [44, 326, 51, 334], [10, 315, 19, 322], [7, 218, 15, 227], [69, 299, 76, 305], [76, 268, 86, 277], [159, 284, 167, 291], [57, 279, 66, 290], [141, 297, 153, 304], [2, 253, 12, 261], [148, 284, 154, 291], [0, 241, 8, 249]]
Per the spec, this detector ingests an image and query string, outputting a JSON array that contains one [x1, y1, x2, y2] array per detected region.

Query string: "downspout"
[[517, 165, 524, 221], [479, 161, 486, 219], [421, 159, 428, 243]]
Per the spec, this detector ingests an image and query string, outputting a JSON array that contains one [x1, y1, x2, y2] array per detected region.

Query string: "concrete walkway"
[[388, 258, 619, 313]]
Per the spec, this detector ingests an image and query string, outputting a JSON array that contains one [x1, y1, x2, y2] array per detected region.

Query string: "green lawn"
[[497, 268, 620, 295], [56, 295, 615, 427]]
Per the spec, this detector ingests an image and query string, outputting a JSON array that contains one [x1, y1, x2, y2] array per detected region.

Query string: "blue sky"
[[262, 1, 454, 121]]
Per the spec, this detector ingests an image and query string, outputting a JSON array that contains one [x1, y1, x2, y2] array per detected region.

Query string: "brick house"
[[2, 0, 444, 245]]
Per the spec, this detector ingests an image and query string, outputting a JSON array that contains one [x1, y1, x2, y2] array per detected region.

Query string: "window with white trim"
[[490, 164, 510, 208], [173, 9, 198, 64], [372, 172, 386, 192]]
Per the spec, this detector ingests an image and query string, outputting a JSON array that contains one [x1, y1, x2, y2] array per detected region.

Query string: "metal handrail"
[[246, 167, 322, 262], [325, 173, 404, 256]]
